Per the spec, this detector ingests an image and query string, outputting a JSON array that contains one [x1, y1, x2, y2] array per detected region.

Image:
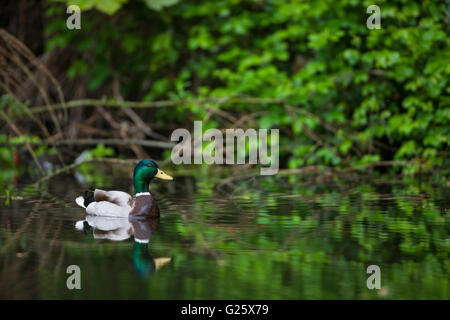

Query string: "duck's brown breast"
[[129, 195, 159, 218]]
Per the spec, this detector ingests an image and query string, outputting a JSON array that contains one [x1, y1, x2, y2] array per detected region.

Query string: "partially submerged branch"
[[215, 160, 421, 192], [34, 158, 141, 185]]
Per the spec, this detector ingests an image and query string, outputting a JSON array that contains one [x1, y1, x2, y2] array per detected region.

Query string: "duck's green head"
[[133, 159, 173, 193]]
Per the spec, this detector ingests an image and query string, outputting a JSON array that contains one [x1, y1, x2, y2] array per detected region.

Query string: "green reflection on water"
[[0, 164, 448, 299]]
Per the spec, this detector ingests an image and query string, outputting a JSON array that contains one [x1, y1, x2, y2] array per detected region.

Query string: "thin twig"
[[1, 138, 175, 149], [343, 160, 418, 172], [12, 95, 66, 166], [0, 44, 63, 137], [0, 28, 66, 115], [96, 105, 148, 158], [12, 97, 286, 119], [0, 110, 45, 175]]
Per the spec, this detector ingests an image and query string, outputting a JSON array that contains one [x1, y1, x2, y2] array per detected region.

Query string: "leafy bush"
[[47, 0, 449, 173]]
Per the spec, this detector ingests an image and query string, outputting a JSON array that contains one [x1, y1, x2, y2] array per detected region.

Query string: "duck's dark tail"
[[83, 190, 95, 207], [75, 190, 95, 208]]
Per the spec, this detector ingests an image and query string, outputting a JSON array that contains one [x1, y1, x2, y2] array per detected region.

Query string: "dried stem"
[[0, 110, 45, 175], [1, 138, 175, 149]]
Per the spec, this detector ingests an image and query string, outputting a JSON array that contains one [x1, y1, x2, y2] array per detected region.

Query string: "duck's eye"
[[146, 164, 152, 167]]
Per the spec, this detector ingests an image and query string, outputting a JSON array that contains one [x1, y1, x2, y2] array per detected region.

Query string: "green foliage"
[[53, 0, 179, 14], [143, 0, 179, 11], [54, 0, 128, 15], [75, 144, 116, 164], [45, 0, 449, 172], [87, 144, 115, 158]]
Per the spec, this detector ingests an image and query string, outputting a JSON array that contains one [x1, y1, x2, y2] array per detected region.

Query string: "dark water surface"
[[0, 164, 448, 299]]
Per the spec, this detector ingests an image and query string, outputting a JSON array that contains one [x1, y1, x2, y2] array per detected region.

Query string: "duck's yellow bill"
[[154, 257, 172, 271], [155, 168, 173, 180]]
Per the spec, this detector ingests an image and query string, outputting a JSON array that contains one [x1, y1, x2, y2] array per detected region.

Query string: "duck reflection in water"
[[75, 216, 171, 279], [130, 217, 171, 279]]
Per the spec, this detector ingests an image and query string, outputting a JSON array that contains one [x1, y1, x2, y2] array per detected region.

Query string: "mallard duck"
[[75, 159, 173, 219]]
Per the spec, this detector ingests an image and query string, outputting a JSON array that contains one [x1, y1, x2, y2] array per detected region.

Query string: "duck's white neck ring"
[[135, 192, 150, 197], [134, 238, 149, 243]]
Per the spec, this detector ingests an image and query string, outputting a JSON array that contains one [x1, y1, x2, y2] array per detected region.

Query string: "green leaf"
[[143, 0, 179, 11]]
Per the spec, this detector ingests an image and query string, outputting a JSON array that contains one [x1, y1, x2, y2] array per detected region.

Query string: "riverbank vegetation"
[[0, 0, 449, 184]]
